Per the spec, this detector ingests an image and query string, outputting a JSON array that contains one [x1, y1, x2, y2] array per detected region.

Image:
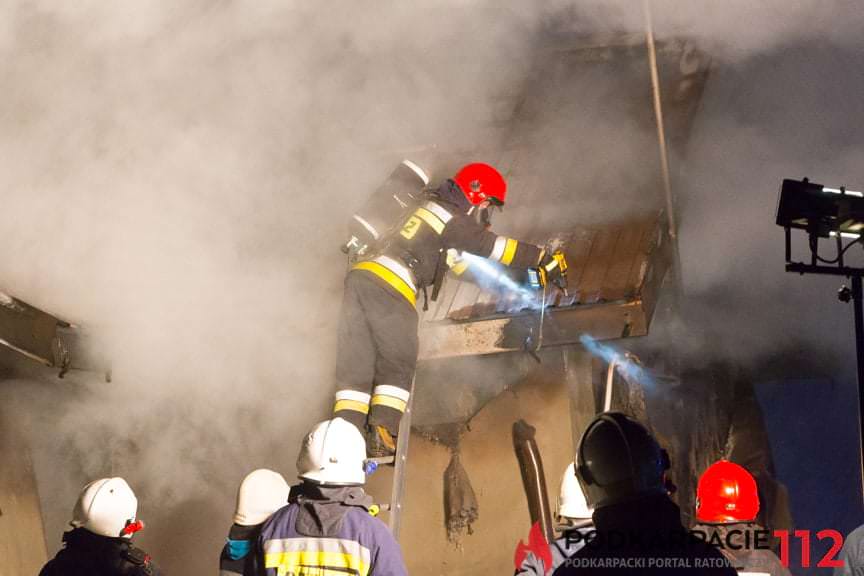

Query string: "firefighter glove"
[[536, 249, 568, 290]]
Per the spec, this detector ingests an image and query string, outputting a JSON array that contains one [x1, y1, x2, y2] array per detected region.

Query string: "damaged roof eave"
[[419, 216, 672, 360], [419, 299, 648, 360]]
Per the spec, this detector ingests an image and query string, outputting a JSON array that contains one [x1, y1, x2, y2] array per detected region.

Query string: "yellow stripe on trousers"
[[352, 262, 416, 308], [370, 395, 408, 413], [334, 399, 369, 415]]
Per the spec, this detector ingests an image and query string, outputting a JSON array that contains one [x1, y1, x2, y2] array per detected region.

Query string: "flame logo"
[[514, 521, 553, 574]]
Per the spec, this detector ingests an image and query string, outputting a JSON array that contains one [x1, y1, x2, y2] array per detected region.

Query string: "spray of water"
[[460, 252, 540, 311], [579, 333, 656, 390]]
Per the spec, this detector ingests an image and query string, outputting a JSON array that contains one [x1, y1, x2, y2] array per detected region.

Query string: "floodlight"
[[776, 178, 864, 237], [776, 177, 864, 505]]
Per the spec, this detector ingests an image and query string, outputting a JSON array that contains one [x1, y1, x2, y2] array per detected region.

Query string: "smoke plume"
[[1, 1, 863, 573]]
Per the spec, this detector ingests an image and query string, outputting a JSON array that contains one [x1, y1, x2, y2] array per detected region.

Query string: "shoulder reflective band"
[[424, 201, 453, 223], [352, 261, 417, 308], [371, 385, 410, 413], [414, 207, 446, 235], [334, 390, 371, 415], [491, 236, 519, 265]]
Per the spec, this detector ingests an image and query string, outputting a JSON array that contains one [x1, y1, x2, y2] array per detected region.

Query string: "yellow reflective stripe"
[[264, 551, 369, 576], [451, 260, 470, 275], [370, 395, 408, 413], [352, 262, 416, 308], [414, 207, 445, 235], [501, 238, 518, 266], [334, 399, 369, 415]]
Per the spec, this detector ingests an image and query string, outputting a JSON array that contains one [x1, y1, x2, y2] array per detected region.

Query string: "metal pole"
[[642, 0, 683, 296], [852, 275, 864, 501]]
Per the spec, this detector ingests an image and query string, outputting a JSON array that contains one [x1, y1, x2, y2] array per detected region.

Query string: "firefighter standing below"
[[39, 477, 161, 576], [516, 462, 595, 576], [219, 468, 290, 576], [552, 412, 736, 576], [334, 162, 566, 456], [693, 460, 790, 576], [257, 417, 407, 576]]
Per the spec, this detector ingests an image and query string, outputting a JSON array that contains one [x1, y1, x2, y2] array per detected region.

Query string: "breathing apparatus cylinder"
[[343, 159, 430, 260]]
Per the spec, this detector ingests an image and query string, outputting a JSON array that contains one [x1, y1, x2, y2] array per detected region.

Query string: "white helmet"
[[297, 418, 366, 486], [557, 462, 593, 521], [234, 469, 290, 526], [71, 477, 139, 538]]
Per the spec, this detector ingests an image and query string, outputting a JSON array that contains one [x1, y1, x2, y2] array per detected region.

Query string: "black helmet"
[[576, 412, 670, 509]]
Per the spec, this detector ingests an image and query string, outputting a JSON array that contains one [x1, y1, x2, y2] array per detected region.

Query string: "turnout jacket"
[[39, 528, 160, 576], [353, 179, 543, 308], [552, 495, 737, 576], [258, 483, 407, 576]]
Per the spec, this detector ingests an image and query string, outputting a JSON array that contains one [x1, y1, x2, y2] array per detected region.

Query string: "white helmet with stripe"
[[234, 469, 290, 526], [71, 477, 139, 538], [297, 418, 366, 486]]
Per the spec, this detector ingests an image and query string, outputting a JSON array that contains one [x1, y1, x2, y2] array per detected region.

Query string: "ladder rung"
[[369, 456, 396, 465]]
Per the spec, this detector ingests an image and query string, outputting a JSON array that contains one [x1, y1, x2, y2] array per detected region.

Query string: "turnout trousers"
[[333, 270, 418, 435]]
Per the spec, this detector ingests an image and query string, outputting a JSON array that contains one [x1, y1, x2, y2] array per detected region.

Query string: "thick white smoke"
[[1, 1, 863, 573]]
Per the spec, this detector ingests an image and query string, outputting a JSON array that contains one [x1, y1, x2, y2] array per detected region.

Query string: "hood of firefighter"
[[293, 482, 375, 537]]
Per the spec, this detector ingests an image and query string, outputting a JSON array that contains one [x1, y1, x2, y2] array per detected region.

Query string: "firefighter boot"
[[367, 425, 397, 459]]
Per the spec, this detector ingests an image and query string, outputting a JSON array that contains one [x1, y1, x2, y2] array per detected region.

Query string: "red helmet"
[[453, 163, 507, 206], [695, 460, 760, 524]]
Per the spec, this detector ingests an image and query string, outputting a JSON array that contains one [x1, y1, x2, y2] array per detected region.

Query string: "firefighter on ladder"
[[333, 162, 567, 456]]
